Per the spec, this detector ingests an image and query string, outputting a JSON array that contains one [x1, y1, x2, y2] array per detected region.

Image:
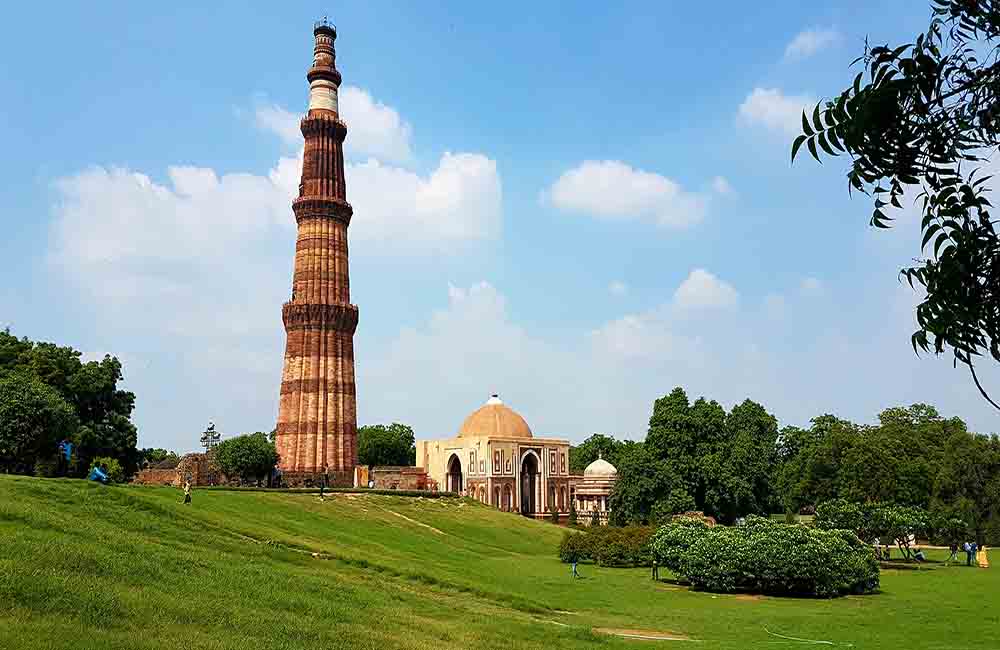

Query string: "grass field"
[[1, 475, 997, 649]]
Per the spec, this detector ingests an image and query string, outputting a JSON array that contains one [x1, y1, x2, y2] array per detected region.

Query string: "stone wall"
[[131, 452, 224, 487], [132, 468, 183, 487], [370, 466, 431, 491]]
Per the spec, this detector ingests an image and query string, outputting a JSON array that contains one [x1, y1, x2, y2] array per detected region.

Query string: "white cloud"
[[763, 293, 786, 318], [801, 276, 823, 294], [673, 268, 739, 311], [609, 281, 628, 296], [255, 87, 413, 163], [738, 88, 816, 136], [348, 153, 501, 248], [340, 86, 413, 163], [255, 105, 301, 147], [784, 28, 840, 61], [545, 160, 708, 228], [711, 176, 734, 195]]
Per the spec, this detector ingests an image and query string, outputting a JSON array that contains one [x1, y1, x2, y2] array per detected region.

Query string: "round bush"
[[658, 515, 878, 597]]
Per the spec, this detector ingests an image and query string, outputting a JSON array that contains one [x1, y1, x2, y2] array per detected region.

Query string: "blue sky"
[[2, 1, 994, 452]]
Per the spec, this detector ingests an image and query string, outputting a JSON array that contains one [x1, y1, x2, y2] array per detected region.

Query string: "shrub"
[[672, 515, 878, 597], [650, 516, 710, 572], [557, 525, 653, 567], [88, 456, 124, 483]]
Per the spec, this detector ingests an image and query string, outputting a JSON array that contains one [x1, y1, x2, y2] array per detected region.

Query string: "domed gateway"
[[415, 394, 575, 518]]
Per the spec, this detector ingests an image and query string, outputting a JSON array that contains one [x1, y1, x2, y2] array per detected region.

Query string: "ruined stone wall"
[[371, 466, 430, 491]]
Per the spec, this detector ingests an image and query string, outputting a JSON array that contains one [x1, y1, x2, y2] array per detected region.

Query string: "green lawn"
[[1, 475, 996, 649]]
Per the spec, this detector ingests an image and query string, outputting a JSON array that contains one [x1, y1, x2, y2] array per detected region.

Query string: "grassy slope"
[[1, 476, 998, 650]]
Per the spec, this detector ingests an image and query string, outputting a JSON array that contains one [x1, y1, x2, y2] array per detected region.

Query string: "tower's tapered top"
[[308, 17, 341, 113]]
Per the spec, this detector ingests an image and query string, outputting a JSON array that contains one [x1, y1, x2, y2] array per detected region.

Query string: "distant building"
[[575, 454, 618, 525], [415, 394, 587, 519]]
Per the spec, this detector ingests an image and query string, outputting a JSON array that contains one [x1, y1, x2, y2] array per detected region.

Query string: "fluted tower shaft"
[[275, 21, 358, 483]]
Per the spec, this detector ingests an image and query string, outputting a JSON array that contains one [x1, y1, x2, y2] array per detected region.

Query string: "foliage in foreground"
[[0, 329, 138, 477], [651, 516, 880, 597], [558, 525, 653, 567], [792, 0, 1000, 402]]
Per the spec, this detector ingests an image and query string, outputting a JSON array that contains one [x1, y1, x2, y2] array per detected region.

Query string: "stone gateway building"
[[416, 395, 582, 518], [275, 20, 359, 486]]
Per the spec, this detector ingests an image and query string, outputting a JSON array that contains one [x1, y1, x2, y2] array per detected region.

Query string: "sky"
[[2, 1, 996, 452]]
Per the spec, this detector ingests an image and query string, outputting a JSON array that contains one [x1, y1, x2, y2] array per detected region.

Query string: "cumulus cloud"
[[784, 28, 840, 61], [801, 276, 823, 294], [255, 104, 301, 147], [711, 176, 734, 195], [738, 88, 817, 136], [673, 268, 739, 311], [256, 86, 413, 163], [347, 153, 501, 247], [609, 281, 628, 296], [340, 86, 413, 163], [545, 160, 708, 228], [48, 88, 501, 449]]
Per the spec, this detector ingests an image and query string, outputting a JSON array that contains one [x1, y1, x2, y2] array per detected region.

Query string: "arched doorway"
[[446, 454, 463, 493], [560, 486, 566, 511], [502, 484, 512, 512], [493, 486, 500, 507], [520, 453, 539, 516]]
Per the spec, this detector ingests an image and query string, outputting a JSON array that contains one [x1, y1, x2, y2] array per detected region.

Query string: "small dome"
[[584, 454, 617, 477], [457, 394, 533, 439]]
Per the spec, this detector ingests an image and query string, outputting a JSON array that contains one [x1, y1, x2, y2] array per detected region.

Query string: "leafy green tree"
[[567, 499, 578, 527], [932, 428, 1000, 545], [88, 456, 124, 483], [608, 443, 672, 526], [357, 423, 416, 467], [0, 330, 139, 477], [0, 372, 77, 474], [569, 433, 623, 473], [140, 448, 180, 467], [213, 432, 279, 483], [705, 399, 779, 522], [792, 1, 1000, 406]]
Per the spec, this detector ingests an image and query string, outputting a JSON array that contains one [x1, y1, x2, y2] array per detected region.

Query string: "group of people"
[[948, 541, 990, 567]]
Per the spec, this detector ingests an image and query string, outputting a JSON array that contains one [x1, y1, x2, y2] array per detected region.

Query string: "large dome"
[[457, 395, 533, 439], [584, 454, 618, 477]]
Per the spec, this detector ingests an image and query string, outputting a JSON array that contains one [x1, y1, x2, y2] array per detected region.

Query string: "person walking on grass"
[[651, 559, 659, 581], [572, 560, 580, 579], [320, 464, 328, 499], [947, 542, 959, 565], [183, 480, 192, 505]]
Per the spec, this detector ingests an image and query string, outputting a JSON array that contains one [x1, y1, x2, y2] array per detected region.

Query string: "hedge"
[[651, 515, 879, 597], [558, 525, 653, 567]]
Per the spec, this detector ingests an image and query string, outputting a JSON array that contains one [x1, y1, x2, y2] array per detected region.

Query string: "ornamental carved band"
[[274, 22, 359, 477], [281, 302, 359, 333]]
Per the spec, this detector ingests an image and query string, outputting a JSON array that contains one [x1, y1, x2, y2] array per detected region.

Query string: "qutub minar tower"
[[275, 19, 358, 484]]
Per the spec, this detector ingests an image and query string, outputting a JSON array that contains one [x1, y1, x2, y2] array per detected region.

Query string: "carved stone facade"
[[275, 21, 358, 486], [415, 395, 578, 519]]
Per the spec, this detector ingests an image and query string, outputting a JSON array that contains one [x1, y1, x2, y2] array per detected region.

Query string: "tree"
[[88, 456, 124, 483], [357, 423, 415, 467], [567, 499, 579, 527], [608, 443, 672, 525], [0, 330, 139, 477], [0, 372, 77, 474], [213, 432, 279, 484], [139, 448, 180, 468], [569, 434, 623, 473], [792, 1, 1000, 406]]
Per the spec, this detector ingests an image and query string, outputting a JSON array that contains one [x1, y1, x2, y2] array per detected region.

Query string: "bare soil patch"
[[594, 627, 692, 641]]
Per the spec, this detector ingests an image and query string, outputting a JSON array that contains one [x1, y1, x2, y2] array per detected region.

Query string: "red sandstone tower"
[[275, 19, 358, 484]]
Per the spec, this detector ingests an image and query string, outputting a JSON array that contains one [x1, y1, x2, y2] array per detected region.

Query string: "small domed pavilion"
[[575, 453, 618, 525], [415, 394, 576, 518]]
